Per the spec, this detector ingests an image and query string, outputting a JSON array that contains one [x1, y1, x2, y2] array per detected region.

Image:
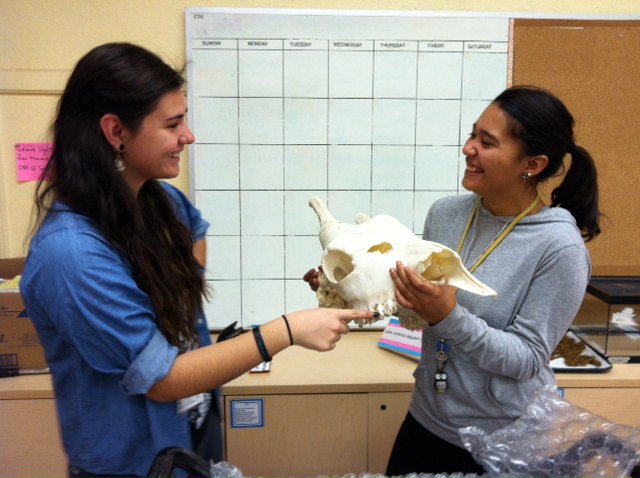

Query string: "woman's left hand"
[[390, 261, 457, 325], [302, 267, 322, 292]]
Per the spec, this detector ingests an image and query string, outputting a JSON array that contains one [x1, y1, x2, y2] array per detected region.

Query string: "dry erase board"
[[186, 9, 511, 328]]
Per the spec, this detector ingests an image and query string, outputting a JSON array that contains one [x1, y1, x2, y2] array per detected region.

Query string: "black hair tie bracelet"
[[282, 314, 294, 346]]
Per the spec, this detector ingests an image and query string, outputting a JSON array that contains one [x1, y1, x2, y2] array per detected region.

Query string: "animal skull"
[[309, 196, 497, 330]]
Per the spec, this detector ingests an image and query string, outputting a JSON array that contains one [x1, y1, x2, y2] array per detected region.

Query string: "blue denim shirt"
[[20, 182, 212, 476]]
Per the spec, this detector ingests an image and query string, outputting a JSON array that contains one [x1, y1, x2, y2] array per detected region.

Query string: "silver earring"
[[114, 144, 125, 173], [520, 171, 532, 180]]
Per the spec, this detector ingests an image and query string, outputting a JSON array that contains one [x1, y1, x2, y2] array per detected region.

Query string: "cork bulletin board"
[[512, 19, 640, 269]]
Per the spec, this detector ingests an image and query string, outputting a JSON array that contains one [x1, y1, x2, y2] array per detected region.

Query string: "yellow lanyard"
[[457, 194, 541, 274], [435, 194, 539, 393]]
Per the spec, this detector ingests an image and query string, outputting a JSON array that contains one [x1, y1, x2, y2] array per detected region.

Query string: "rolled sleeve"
[[120, 329, 179, 395]]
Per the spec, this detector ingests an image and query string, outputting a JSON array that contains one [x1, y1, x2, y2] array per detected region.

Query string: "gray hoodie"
[[409, 193, 591, 446]]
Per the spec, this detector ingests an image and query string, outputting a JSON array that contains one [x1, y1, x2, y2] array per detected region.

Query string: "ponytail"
[[550, 144, 601, 242]]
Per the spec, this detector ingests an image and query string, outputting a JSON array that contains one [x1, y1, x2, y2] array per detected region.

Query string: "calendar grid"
[[186, 10, 511, 328]]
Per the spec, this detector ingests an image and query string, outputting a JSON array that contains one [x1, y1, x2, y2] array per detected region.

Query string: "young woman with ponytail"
[[386, 86, 601, 475]]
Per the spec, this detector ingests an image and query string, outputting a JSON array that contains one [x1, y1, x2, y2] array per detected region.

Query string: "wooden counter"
[[223, 329, 416, 395], [222, 330, 640, 392], [2, 330, 640, 399], [219, 331, 640, 476], [2, 330, 640, 477]]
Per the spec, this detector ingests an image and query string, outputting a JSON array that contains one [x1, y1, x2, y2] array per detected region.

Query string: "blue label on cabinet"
[[230, 399, 264, 428]]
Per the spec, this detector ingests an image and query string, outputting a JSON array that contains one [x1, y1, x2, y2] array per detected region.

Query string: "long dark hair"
[[493, 86, 601, 241], [32, 42, 206, 351]]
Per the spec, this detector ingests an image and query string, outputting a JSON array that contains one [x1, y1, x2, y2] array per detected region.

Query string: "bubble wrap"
[[317, 474, 479, 478], [459, 385, 640, 477]]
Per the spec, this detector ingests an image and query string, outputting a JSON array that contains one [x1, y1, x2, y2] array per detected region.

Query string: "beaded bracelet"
[[282, 314, 294, 346], [252, 326, 271, 362]]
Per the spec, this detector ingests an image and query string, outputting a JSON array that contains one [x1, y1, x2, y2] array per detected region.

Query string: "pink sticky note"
[[16, 143, 53, 182]]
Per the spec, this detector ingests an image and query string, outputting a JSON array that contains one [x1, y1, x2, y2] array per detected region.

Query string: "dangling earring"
[[114, 144, 126, 173], [520, 171, 532, 180]]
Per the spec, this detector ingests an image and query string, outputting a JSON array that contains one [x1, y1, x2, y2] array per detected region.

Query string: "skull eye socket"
[[322, 250, 354, 283]]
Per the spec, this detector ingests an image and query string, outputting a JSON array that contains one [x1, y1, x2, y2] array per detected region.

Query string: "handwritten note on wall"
[[15, 143, 52, 182]]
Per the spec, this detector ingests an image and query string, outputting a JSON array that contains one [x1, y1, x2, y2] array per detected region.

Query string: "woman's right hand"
[[286, 307, 376, 351], [390, 261, 456, 326]]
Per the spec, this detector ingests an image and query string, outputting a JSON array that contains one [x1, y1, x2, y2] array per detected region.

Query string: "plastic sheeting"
[[460, 385, 640, 477]]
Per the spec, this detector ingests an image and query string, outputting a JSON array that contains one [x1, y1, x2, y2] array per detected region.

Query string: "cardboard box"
[[0, 257, 25, 314], [0, 257, 48, 375]]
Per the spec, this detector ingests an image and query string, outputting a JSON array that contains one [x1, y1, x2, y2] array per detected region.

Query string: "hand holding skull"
[[391, 261, 457, 326]]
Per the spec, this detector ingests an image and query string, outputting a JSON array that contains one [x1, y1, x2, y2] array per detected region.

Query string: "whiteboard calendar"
[[185, 9, 511, 329]]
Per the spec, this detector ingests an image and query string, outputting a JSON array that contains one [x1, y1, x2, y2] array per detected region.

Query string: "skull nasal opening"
[[322, 250, 354, 283]]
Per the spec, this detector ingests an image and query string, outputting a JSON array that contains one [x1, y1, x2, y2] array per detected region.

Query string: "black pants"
[[386, 412, 485, 476], [190, 389, 223, 463]]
